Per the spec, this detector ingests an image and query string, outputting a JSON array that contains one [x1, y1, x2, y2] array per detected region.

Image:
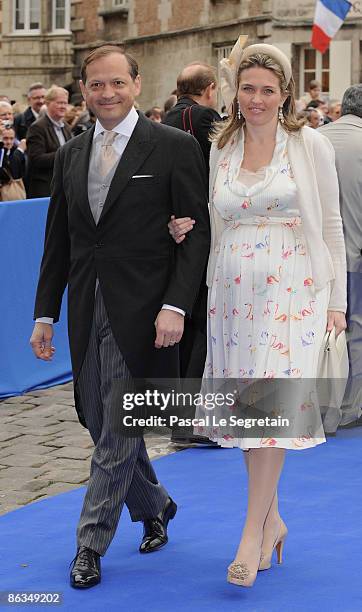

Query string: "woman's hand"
[[326, 310, 347, 338], [168, 215, 195, 244]]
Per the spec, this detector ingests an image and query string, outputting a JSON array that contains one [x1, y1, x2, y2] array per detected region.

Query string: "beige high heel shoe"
[[227, 561, 258, 587], [259, 520, 288, 571]]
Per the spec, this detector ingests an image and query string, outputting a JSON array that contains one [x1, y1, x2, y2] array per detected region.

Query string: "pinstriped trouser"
[[76, 289, 169, 556]]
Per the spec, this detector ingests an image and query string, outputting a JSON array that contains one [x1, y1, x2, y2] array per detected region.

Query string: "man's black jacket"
[[163, 96, 221, 173], [14, 106, 36, 141]]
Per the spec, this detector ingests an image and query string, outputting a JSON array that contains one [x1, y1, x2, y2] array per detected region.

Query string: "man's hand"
[[154, 310, 184, 348], [30, 323, 55, 361], [168, 215, 195, 244], [18, 138, 27, 152], [326, 310, 347, 338]]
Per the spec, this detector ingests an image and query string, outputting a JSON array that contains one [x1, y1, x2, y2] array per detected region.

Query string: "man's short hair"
[[176, 62, 217, 98], [0, 101, 12, 111], [2, 126, 15, 135], [341, 84, 362, 118], [28, 82, 45, 96], [80, 45, 139, 83], [44, 85, 69, 104], [328, 99, 340, 111], [309, 79, 321, 90], [306, 99, 324, 109], [164, 94, 177, 114], [145, 107, 162, 119]]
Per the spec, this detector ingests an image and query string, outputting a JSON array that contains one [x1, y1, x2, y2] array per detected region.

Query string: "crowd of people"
[[0, 71, 343, 202]]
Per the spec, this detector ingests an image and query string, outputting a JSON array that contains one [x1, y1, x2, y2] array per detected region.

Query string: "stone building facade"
[[1, 1, 361, 107], [0, 0, 73, 104], [71, 0, 362, 111]]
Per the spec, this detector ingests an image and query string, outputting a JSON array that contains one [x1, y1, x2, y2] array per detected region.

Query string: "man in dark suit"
[[0, 126, 27, 193], [26, 85, 72, 198], [30, 46, 210, 589], [163, 63, 221, 443], [163, 62, 221, 172], [14, 82, 46, 140]]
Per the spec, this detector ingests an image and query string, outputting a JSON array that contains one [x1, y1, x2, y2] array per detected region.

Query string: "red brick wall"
[[168, 0, 205, 31], [73, 0, 100, 46], [133, 0, 161, 37], [130, 0, 265, 38]]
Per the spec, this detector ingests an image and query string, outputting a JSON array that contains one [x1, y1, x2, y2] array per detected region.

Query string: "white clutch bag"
[[317, 328, 349, 431]]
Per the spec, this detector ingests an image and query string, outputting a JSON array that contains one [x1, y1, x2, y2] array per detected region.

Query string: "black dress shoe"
[[70, 546, 101, 589], [139, 497, 177, 554]]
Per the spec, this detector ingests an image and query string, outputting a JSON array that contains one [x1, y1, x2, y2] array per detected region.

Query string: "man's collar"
[[93, 106, 139, 140], [178, 96, 199, 107], [31, 108, 39, 119], [46, 112, 64, 129], [337, 113, 362, 128]]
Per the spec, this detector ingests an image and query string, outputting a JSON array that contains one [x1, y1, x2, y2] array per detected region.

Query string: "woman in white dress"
[[169, 38, 347, 587]]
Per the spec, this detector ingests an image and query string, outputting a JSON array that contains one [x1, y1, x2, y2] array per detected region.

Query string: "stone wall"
[[126, 22, 260, 110], [124, 0, 269, 109], [0, 0, 73, 103], [1, 0, 360, 106]]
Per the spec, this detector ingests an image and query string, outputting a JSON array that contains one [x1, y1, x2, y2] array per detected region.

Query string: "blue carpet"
[[0, 428, 361, 612]]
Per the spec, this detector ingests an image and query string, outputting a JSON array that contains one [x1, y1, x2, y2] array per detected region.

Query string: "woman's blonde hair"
[[212, 53, 302, 149]]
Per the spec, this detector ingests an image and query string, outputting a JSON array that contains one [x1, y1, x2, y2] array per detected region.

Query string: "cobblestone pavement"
[[0, 382, 186, 516]]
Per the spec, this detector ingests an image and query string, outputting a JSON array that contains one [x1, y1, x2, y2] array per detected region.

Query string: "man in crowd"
[[163, 62, 220, 172], [14, 82, 46, 140], [326, 99, 342, 123], [306, 107, 322, 128], [163, 92, 177, 117], [26, 85, 72, 198], [0, 126, 26, 189], [301, 79, 322, 106], [163, 62, 220, 444], [319, 84, 362, 427], [145, 106, 163, 122], [0, 101, 15, 130], [30, 45, 210, 589]]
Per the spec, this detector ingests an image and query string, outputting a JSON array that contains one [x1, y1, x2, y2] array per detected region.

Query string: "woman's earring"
[[237, 101, 242, 120], [279, 106, 285, 123]]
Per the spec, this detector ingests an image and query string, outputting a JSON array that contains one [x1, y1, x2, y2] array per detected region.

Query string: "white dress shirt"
[[46, 112, 66, 147], [36, 106, 184, 324]]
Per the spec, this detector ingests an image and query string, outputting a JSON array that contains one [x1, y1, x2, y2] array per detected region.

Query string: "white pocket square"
[[131, 174, 154, 178]]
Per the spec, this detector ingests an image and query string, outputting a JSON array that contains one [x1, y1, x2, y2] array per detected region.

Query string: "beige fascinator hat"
[[220, 35, 292, 112]]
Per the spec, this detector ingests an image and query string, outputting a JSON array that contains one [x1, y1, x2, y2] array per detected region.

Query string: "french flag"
[[312, 0, 352, 53]]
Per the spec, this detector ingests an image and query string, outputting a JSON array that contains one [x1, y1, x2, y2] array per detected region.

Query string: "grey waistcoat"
[[88, 141, 120, 225], [88, 140, 120, 291]]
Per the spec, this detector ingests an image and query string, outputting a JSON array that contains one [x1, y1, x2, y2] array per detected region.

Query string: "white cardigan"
[[206, 125, 347, 312]]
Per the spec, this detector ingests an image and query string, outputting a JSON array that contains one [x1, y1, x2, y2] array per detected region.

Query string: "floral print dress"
[[197, 126, 328, 450]]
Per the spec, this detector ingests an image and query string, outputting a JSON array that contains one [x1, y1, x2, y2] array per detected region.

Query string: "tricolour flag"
[[312, 0, 352, 53]]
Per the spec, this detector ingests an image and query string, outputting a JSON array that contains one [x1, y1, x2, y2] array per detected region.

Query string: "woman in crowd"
[[169, 37, 347, 588]]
